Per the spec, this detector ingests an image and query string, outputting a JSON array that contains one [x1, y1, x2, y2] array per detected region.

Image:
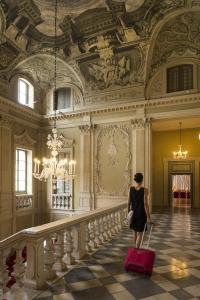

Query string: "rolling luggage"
[[124, 224, 155, 276]]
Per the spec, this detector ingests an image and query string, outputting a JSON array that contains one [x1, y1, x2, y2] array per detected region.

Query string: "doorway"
[[171, 174, 192, 208]]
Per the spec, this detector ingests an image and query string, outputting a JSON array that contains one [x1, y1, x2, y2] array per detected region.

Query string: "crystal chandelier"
[[173, 122, 188, 159], [33, 0, 76, 190]]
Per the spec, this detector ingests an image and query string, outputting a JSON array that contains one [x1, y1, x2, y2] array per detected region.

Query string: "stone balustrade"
[[0, 202, 127, 299], [52, 194, 72, 210], [16, 194, 33, 210]]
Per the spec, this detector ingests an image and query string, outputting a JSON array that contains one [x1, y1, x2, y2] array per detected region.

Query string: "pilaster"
[[131, 118, 152, 210], [0, 115, 13, 238], [78, 124, 95, 211]]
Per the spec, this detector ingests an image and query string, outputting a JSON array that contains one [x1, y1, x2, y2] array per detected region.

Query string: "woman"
[[128, 173, 152, 248]]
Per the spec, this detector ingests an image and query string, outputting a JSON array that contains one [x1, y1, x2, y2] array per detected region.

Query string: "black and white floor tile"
[[33, 210, 200, 300]]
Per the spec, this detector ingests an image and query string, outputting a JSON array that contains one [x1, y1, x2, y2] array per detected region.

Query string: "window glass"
[[167, 64, 193, 93], [16, 148, 32, 194], [56, 88, 71, 110], [18, 78, 34, 108]]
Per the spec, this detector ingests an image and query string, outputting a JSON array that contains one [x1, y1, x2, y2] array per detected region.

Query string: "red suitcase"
[[124, 224, 155, 276]]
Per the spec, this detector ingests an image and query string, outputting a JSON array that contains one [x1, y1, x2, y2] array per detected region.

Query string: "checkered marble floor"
[[33, 209, 200, 300]]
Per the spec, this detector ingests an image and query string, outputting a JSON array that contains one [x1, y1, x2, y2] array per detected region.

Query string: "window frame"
[[54, 87, 72, 112], [18, 78, 34, 108], [166, 64, 194, 94], [15, 147, 33, 195]]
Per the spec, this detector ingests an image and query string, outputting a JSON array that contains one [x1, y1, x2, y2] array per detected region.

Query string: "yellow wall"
[[152, 127, 200, 206]]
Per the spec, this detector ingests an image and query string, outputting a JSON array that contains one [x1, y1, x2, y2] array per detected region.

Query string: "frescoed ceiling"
[[33, 0, 145, 36]]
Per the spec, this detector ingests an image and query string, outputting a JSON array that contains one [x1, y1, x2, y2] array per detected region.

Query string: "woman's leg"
[[133, 230, 137, 246], [136, 232, 143, 248]]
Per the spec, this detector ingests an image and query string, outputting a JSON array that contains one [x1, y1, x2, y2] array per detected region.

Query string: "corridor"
[[34, 211, 200, 300]]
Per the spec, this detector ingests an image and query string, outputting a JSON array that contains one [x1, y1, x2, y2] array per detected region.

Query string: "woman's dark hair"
[[134, 173, 143, 183]]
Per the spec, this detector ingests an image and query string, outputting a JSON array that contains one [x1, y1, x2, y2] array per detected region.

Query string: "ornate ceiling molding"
[[0, 5, 6, 43], [0, 95, 42, 127]]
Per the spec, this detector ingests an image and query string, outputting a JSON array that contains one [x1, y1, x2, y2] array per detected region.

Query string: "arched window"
[[54, 87, 71, 110], [18, 78, 34, 108], [167, 64, 193, 93]]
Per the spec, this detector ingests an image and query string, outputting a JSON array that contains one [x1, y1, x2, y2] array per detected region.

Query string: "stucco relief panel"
[[150, 12, 200, 77], [95, 124, 131, 196], [79, 46, 144, 91]]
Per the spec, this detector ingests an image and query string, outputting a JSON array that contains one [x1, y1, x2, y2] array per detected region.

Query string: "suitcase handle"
[[140, 223, 153, 249]]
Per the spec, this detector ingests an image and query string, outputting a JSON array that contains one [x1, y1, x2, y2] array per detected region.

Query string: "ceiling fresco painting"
[[33, 0, 145, 35]]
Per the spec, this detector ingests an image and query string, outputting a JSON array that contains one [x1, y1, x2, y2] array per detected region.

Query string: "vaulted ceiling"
[[33, 0, 145, 36]]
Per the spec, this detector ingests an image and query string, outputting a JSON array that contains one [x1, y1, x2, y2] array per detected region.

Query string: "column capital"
[[79, 124, 96, 134], [131, 118, 152, 129], [131, 118, 145, 129], [0, 114, 13, 129]]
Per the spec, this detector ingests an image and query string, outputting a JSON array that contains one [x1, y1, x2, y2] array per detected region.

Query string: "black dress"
[[129, 187, 147, 232]]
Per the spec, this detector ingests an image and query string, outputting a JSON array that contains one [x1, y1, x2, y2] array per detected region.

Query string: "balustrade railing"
[[52, 194, 72, 210], [0, 202, 127, 299], [16, 194, 33, 210]]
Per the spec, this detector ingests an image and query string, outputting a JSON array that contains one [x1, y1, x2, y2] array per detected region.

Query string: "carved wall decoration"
[[13, 55, 83, 91], [132, 0, 185, 38], [80, 46, 144, 90], [0, 5, 6, 43], [0, 42, 19, 71], [150, 12, 200, 77], [95, 124, 131, 196], [14, 130, 36, 147]]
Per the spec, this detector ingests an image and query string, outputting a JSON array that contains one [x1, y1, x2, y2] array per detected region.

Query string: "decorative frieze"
[[47, 93, 200, 122]]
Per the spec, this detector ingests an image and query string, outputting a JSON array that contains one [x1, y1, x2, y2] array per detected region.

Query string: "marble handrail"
[[0, 201, 127, 297]]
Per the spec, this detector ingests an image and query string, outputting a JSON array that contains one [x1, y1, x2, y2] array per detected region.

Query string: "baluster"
[[106, 215, 112, 240], [85, 222, 92, 252], [116, 211, 121, 231], [24, 196, 26, 208], [13, 243, 26, 288], [120, 208, 126, 228], [63, 196, 66, 208], [69, 195, 73, 210], [60, 196, 63, 209], [89, 219, 98, 249], [64, 229, 75, 265], [111, 213, 117, 235], [53, 232, 67, 271], [94, 218, 101, 246], [107, 214, 114, 237], [0, 249, 10, 297], [67, 196, 70, 209], [44, 236, 56, 280], [102, 215, 110, 241], [114, 211, 120, 233], [98, 217, 104, 244]]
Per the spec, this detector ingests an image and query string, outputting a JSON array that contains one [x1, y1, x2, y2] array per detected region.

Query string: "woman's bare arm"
[[128, 189, 131, 212], [144, 188, 152, 223]]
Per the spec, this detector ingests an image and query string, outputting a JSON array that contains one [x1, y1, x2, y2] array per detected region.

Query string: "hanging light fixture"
[[33, 0, 76, 190], [173, 122, 188, 159]]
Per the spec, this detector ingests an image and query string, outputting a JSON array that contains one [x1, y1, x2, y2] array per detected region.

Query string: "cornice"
[[0, 95, 43, 126], [46, 92, 200, 122]]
